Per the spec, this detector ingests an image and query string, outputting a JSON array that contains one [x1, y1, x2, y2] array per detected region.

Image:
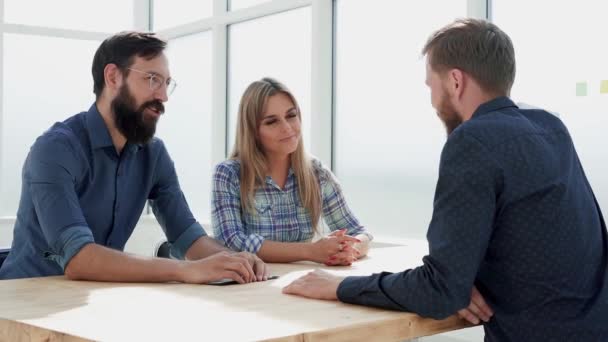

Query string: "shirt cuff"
[[355, 231, 374, 241], [337, 275, 369, 304], [54, 225, 95, 270], [337, 273, 391, 306], [171, 221, 207, 260], [337, 272, 407, 311], [242, 234, 265, 253], [344, 226, 373, 241]]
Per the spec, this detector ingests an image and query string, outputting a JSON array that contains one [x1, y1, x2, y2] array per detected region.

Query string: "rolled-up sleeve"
[[148, 141, 206, 260], [211, 163, 265, 253], [317, 161, 372, 240], [25, 134, 95, 270]]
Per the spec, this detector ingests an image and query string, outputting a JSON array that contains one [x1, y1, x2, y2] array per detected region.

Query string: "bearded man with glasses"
[[0, 31, 269, 285]]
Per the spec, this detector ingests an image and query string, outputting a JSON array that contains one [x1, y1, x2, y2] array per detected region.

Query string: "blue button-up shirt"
[[0, 104, 206, 279], [337, 97, 608, 341]]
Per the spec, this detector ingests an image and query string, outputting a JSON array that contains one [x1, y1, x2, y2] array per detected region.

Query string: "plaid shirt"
[[212, 158, 371, 253]]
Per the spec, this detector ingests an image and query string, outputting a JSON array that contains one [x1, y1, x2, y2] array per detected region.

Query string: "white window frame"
[[0, 0, 144, 223], [0, 0, 489, 222], [153, 0, 322, 166]]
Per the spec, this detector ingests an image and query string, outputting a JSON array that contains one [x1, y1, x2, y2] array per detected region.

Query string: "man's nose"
[[154, 84, 169, 102]]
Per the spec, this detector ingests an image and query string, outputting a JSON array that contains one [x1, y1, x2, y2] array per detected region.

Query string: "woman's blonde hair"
[[230, 77, 322, 230]]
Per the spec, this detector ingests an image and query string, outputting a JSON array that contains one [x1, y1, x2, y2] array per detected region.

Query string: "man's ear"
[[103, 63, 123, 93], [448, 69, 465, 99]]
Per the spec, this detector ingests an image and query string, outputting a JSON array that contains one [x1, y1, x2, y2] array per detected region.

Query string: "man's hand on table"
[[178, 251, 269, 284], [283, 272, 495, 326], [282, 269, 343, 300], [232, 251, 269, 281]]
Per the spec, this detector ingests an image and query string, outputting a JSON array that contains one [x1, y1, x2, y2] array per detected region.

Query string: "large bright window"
[[227, 7, 312, 154], [334, 0, 468, 239], [157, 32, 213, 221], [230, 0, 271, 11], [4, 0, 133, 32], [1, 34, 99, 216], [153, 0, 213, 31], [493, 0, 608, 209]]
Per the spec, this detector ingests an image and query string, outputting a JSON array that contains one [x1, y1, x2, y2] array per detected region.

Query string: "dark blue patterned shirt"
[[337, 97, 608, 341], [0, 104, 206, 279]]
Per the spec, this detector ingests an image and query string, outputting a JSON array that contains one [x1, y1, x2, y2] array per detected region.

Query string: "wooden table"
[[0, 242, 469, 341]]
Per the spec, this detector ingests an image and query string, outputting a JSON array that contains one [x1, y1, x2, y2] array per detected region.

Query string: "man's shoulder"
[[139, 137, 181, 163], [473, 104, 563, 130], [518, 107, 567, 132], [457, 105, 565, 148], [23, 112, 90, 177], [33, 113, 87, 152], [144, 136, 167, 152]]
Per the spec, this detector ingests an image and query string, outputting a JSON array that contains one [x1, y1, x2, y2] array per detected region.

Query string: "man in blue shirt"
[[0, 31, 269, 284], [283, 19, 608, 341]]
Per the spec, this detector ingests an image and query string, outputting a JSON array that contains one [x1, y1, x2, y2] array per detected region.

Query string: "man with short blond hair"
[[284, 19, 608, 341]]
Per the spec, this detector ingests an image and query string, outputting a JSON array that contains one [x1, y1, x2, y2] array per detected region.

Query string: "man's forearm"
[[185, 236, 231, 260], [64, 243, 184, 282]]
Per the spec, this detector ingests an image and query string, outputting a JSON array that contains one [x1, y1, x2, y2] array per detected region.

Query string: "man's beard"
[[111, 84, 164, 145], [436, 92, 463, 136]]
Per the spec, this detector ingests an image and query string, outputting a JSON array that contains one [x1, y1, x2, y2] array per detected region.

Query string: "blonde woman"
[[212, 78, 372, 266]]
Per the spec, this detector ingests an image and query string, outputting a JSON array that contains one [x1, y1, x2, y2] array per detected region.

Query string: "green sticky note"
[[601, 80, 608, 94], [576, 82, 587, 96]]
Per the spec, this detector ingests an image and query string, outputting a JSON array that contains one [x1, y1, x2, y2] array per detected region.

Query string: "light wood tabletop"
[[0, 242, 470, 341]]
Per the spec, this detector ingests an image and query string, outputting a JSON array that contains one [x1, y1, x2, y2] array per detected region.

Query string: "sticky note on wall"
[[601, 80, 608, 94], [576, 82, 587, 96]]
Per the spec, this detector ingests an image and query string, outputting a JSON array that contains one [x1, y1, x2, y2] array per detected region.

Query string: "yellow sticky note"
[[601, 80, 608, 94]]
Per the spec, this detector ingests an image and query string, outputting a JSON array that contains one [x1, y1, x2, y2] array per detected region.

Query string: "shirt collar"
[[85, 103, 144, 152], [85, 103, 114, 149], [471, 96, 518, 119], [265, 168, 295, 186]]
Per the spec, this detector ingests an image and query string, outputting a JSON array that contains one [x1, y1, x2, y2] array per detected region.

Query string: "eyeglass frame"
[[126, 67, 177, 96]]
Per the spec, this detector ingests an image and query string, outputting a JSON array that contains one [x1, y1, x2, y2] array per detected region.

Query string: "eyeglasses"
[[127, 67, 177, 96]]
